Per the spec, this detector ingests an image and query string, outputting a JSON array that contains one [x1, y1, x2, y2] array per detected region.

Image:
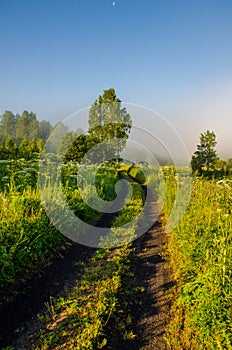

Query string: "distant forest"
[[0, 110, 52, 160]]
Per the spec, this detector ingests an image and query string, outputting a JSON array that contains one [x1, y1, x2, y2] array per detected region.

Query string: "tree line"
[[0, 110, 52, 160], [0, 88, 132, 161], [0, 110, 52, 143], [4, 91, 229, 175]]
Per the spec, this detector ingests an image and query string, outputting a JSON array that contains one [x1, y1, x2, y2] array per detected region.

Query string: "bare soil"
[[106, 204, 173, 350], [130, 218, 173, 349]]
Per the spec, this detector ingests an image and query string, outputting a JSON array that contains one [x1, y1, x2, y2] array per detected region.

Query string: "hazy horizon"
[[1, 0, 232, 161]]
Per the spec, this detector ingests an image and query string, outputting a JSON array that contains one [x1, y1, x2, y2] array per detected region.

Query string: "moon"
[[112, 1, 116, 6]]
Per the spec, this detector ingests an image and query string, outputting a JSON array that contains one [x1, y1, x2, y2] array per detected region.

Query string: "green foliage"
[[61, 133, 97, 163], [160, 165, 178, 218], [57, 130, 80, 159], [0, 186, 64, 292], [0, 138, 45, 161], [0, 160, 121, 294], [60, 163, 119, 221], [88, 88, 132, 159], [128, 165, 146, 184], [15, 111, 39, 143], [5, 137, 17, 158], [0, 110, 52, 147], [191, 130, 218, 176], [94, 165, 118, 200], [53, 89, 132, 164], [0, 111, 16, 143], [38, 120, 52, 141], [46, 122, 69, 154], [0, 159, 38, 192], [163, 168, 232, 349]]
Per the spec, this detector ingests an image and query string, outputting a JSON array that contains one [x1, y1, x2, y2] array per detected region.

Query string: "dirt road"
[[106, 203, 173, 350]]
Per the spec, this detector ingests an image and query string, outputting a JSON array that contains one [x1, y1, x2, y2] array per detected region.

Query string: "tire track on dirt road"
[[107, 201, 173, 350]]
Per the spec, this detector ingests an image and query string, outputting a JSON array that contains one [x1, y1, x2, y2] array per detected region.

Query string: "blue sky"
[[1, 0, 232, 158]]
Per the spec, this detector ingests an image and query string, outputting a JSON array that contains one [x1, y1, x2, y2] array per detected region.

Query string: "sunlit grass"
[[163, 168, 232, 349]]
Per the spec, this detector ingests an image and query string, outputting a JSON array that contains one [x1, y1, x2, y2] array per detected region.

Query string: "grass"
[[0, 186, 64, 293], [0, 161, 119, 294], [33, 247, 131, 350], [162, 168, 232, 349]]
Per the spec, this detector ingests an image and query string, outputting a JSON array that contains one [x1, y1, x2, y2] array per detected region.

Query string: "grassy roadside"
[[0, 163, 119, 299], [32, 245, 133, 350], [162, 167, 232, 349]]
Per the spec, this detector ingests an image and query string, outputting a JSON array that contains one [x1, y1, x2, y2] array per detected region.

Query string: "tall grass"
[[0, 159, 38, 192], [0, 161, 119, 294], [0, 185, 64, 293], [163, 168, 232, 349]]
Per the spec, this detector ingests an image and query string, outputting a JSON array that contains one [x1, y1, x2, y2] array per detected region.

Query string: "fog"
[[164, 78, 232, 161]]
